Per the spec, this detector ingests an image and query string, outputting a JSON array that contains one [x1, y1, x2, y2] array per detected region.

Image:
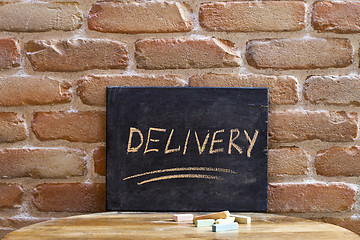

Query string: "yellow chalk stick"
[[231, 215, 251, 224], [193, 211, 230, 223], [215, 217, 235, 224]]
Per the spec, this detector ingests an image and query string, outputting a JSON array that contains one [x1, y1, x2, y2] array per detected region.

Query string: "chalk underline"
[[137, 174, 224, 185], [122, 167, 236, 181]]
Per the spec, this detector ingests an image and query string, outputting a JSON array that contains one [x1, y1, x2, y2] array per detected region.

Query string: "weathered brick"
[[135, 38, 240, 69], [32, 111, 106, 143], [25, 39, 128, 72], [0, 148, 85, 179], [0, 184, 23, 209], [0, 217, 51, 238], [93, 146, 106, 176], [0, 229, 13, 239], [317, 217, 360, 236], [268, 147, 309, 176], [246, 38, 352, 70], [312, 1, 360, 34], [0, 2, 82, 32], [77, 75, 187, 106], [0, 113, 27, 143], [199, 1, 305, 32], [32, 183, 105, 212], [315, 146, 360, 177], [268, 183, 355, 212], [0, 76, 71, 106], [304, 75, 360, 105], [0, 38, 20, 69], [0, 217, 50, 230], [189, 73, 298, 105], [269, 110, 357, 142], [88, 1, 193, 33]]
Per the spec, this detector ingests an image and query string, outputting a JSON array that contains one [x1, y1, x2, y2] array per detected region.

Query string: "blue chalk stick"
[[212, 222, 239, 232]]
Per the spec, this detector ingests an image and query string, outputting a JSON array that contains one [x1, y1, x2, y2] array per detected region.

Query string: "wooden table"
[[4, 212, 360, 239]]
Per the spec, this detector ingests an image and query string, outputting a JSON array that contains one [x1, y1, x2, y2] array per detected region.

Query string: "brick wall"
[[0, 0, 360, 238]]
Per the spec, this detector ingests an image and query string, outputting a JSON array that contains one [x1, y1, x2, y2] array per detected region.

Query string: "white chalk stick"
[[173, 214, 193, 222]]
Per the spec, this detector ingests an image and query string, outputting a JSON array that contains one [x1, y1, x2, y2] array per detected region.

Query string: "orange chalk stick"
[[193, 211, 230, 223]]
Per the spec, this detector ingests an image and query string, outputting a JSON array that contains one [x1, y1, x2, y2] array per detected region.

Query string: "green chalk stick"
[[212, 222, 239, 232], [195, 219, 215, 227]]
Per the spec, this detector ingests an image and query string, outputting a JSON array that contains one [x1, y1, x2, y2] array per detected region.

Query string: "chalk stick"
[[173, 214, 193, 222], [195, 219, 215, 227], [215, 217, 235, 224], [231, 215, 251, 224], [212, 222, 239, 232], [193, 211, 230, 223]]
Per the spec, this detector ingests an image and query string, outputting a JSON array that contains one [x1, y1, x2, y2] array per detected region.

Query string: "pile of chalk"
[[173, 211, 251, 232]]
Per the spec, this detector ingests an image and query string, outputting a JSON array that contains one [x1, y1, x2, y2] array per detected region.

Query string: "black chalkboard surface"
[[106, 87, 268, 212]]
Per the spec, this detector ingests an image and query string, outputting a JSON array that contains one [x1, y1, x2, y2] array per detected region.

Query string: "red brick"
[[32, 111, 106, 143], [246, 38, 352, 70], [88, 1, 193, 33], [268, 183, 355, 212], [317, 217, 360, 236], [189, 73, 298, 105], [0, 76, 71, 106], [93, 146, 106, 176], [0, 148, 85, 179], [0, 184, 23, 209], [0, 112, 27, 143], [25, 39, 128, 72], [0, 38, 20, 69], [312, 1, 360, 33], [303, 75, 360, 105], [268, 147, 309, 176], [200, 1, 305, 32], [269, 110, 357, 142], [315, 146, 360, 177], [0, 2, 82, 32], [135, 38, 240, 69], [77, 75, 187, 106], [32, 183, 105, 212]]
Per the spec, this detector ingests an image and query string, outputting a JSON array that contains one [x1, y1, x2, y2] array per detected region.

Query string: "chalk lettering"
[[194, 130, 210, 154], [244, 130, 259, 158], [209, 129, 224, 154], [183, 129, 191, 155], [127, 127, 260, 156], [165, 129, 181, 154], [228, 128, 242, 155], [144, 127, 166, 155], [127, 127, 144, 153]]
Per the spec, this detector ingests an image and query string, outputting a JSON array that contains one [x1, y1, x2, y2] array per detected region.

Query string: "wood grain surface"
[[4, 212, 360, 240]]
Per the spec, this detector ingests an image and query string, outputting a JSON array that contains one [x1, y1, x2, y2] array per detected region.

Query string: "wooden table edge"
[[3, 212, 360, 240]]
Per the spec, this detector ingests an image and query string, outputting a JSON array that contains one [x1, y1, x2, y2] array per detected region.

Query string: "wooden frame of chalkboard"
[[106, 87, 268, 212]]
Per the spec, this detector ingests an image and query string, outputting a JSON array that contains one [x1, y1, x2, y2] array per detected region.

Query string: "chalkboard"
[[106, 87, 268, 212]]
